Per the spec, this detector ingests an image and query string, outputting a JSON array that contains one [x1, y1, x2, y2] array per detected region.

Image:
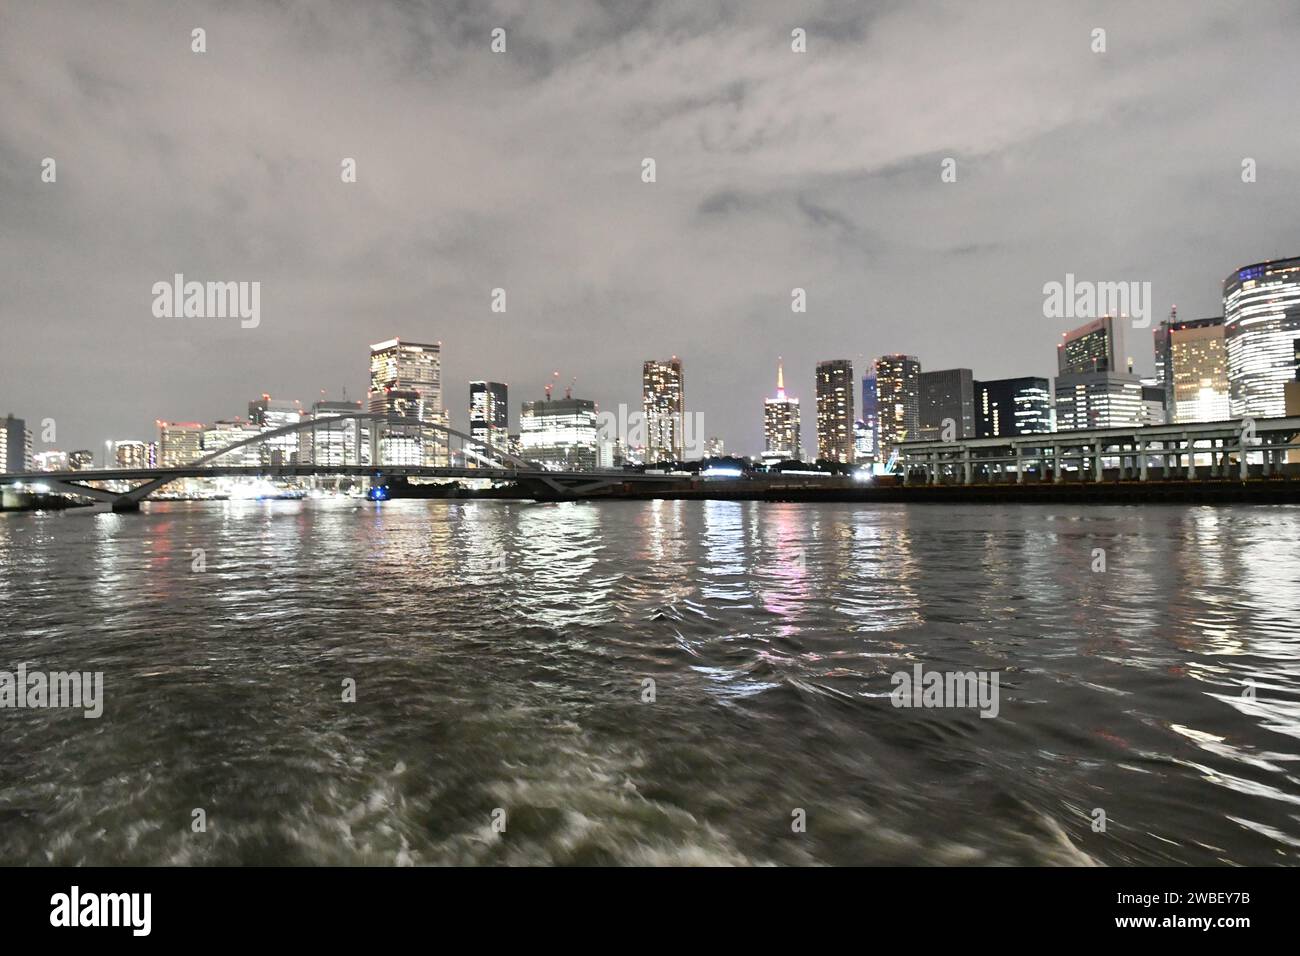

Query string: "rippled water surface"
[[2, 499, 1299, 865]]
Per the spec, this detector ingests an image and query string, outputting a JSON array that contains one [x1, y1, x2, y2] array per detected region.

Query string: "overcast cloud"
[[2, 0, 1299, 454]]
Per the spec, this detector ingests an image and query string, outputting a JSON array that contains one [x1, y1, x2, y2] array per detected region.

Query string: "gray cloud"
[[2, 0, 1298, 455]]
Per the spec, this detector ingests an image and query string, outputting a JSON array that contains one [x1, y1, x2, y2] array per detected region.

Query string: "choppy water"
[[1, 499, 1299, 866]]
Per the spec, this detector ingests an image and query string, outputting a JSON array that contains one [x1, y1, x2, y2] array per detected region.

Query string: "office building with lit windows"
[[248, 395, 303, 465], [1223, 257, 1300, 418], [469, 381, 509, 464], [763, 360, 801, 462], [303, 399, 368, 467], [157, 421, 205, 467], [815, 359, 855, 463], [1054, 317, 1143, 430], [1, 414, 32, 473], [113, 440, 153, 469], [975, 377, 1052, 438], [874, 354, 920, 451], [642, 358, 684, 464], [1153, 316, 1230, 423], [520, 396, 599, 471], [368, 338, 449, 466]]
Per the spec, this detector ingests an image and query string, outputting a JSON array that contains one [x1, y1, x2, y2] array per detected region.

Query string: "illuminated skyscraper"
[[248, 395, 303, 465], [368, 338, 449, 466], [763, 359, 801, 462], [303, 399, 367, 467], [976, 378, 1052, 437], [874, 355, 920, 451], [157, 421, 205, 467], [642, 358, 684, 464], [1, 415, 32, 473], [1223, 257, 1300, 417], [520, 396, 599, 471], [1153, 316, 1230, 423], [468, 381, 509, 465], [1054, 318, 1142, 430], [815, 359, 855, 463]]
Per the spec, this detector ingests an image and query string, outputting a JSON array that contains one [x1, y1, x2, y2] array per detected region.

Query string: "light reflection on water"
[[1, 499, 1298, 865]]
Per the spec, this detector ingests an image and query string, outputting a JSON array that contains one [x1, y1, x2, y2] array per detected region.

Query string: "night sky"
[[3, 0, 1298, 455]]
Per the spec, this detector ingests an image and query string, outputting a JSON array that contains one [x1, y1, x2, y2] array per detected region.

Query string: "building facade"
[[303, 399, 367, 466], [815, 359, 855, 463], [1055, 318, 1143, 430], [642, 358, 684, 464], [918, 368, 976, 440], [248, 395, 303, 465], [157, 421, 205, 467], [975, 377, 1052, 438], [520, 396, 599, 471], [1223, 257, 1300, 418], [874, 355, 920, 451], [468, 381, 509, 464], [1157, 317, 1230, 423], [0, 414, 32, 473], [368, 338, 449, 466]]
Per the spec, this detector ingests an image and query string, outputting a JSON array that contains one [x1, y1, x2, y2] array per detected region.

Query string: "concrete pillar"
[[963, 447, 972, 485], [1015, 444, 1024, 483], [1094, 440, 1103, 481], [929, 452, 938, 485], [1184, 434, 1195, 480], [1239, 433, 1249, 480], [1053, 443, 1062, 483]]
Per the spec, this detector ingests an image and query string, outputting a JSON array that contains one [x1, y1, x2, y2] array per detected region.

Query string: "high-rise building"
[[1153, 316, 1230, 423], [68, 450, 93, 471], [157, 421, 205, 467], [763, 360, 801, 462], [704, 437, 725, 458], [248, 395, 303, 465], [468, 381, 509, 465], [1057, 316, 1120, 375], [1223, 257, 1300, 418], [918, 368, 976, 440], [0, 415, 32, 473], [874, 355, 920, 451], [1055, 318, 1143, 430], [975, 377, 1053, 437], [303, 399, 367, 466], [859, 373, 878, 465], [815, 359, 855, 463], [202, 419, 262, 466], [642, 358, 684, 463], [113, 440, 152, 469], [520, 396, 599, 471], [368, 338, 448, 466]]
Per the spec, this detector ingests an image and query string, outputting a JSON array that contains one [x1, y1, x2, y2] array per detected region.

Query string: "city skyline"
[[5, 249, 1298, 469], [4, 1, 1300, 456]]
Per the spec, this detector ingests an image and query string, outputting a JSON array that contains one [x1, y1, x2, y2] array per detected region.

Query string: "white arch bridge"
[[1, 412, 686, 511]]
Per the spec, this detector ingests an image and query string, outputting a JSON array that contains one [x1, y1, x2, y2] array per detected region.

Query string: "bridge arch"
[[193, 411, 530, 469]]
